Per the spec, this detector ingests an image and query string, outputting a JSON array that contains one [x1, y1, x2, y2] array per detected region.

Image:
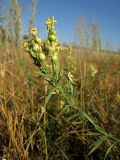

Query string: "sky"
[[2, 0, 120, 50]]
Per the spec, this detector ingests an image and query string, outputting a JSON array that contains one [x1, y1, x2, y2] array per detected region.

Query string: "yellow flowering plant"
[[90, 64, 98, 79], [23, 17, 119, 159], [24, 17, 77, 115], [24, 17, 61, 86]]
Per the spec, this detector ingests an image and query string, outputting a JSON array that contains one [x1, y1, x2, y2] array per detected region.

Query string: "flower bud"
[[33, 43, 40, 51], [23, 42, 28, 48], [39, 52, 46, 60], [25, 47, 29, 52], [36, 37, 42, 44], [31, 40, 36, 46], [50, 29, 57, 35], [60, 100, 65, 109], [51, 40, 58, 46], [52, 55, 57, 61], [30, 51, 36, 58], [49, 35, 56, 41], [39, 46, 42, 52], [49, 46, 56, 52], [54, 52, 58, 56]]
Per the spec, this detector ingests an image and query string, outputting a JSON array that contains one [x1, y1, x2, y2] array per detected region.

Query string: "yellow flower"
[[45, 18, 51, 26], [45, 17, 57, 27], [31, 27, 37, 35], [23, 42, 28, 48]]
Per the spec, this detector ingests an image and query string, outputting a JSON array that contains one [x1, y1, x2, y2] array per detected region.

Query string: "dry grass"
[[0, 44, 120, 160]]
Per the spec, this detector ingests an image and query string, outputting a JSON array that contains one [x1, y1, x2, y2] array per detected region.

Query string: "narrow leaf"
[[104, 139, 120, 160], [81, 111, 107, 135], [87, 136, 107, 157]]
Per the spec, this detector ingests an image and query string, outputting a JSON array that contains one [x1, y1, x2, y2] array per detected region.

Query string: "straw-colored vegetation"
[[0, 0, 120, 160]]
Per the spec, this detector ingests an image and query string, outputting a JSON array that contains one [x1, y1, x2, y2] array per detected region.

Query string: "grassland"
[[0, 0, 120, 158], [0, 42, 120, 160]]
